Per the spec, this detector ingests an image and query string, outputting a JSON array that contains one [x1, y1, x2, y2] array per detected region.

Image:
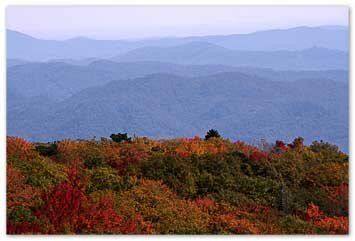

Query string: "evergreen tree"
[[205, 129, 221, 140]]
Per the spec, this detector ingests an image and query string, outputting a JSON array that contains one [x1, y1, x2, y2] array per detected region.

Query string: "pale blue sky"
[[6, 6, 349, 40]]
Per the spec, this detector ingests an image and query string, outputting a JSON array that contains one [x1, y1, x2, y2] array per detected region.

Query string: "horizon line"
[[6, 24, 348, 42]]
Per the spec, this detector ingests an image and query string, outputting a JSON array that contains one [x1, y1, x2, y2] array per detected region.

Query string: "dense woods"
[[7, 133, 348, 234]]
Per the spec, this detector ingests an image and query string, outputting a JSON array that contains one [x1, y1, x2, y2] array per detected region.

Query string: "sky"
[[6, 6, 349, 40]]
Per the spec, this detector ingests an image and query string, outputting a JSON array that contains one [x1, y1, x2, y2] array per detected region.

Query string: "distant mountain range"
[[112, 43, 348, 70], [7, 61, 348, 101], [7, 25, 348, 61], [6, 25, 349, 152], [7, 63, 348, 151]]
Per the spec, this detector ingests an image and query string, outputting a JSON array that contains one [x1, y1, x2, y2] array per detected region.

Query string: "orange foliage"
[[304, 203, 323, 221], [213, 214, 260, 234], [107, 142, 150, 174], [195, 197, 216, 213], [7, 137, 35, 161], [120, 215, 155, 234], [235, 140, 268, 162], [101, 142, 121, 164], [56, 139, 82, 162], [315, 216, 348, 234], [303, 203, 348, 234], [175, 137, 231, 158], [7, 164, 41, 209]]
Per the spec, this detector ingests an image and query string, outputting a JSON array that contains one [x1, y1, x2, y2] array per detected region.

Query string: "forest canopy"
[[7, 134, 348, 234]]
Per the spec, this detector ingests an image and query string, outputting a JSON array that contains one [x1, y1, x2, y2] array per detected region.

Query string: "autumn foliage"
[[7, 136, 348, 234]]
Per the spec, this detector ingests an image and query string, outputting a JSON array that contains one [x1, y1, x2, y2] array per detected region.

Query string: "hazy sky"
[[6, 6, 349, 40]]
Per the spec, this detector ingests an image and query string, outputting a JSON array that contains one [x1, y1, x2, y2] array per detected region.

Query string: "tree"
[[7, 165, 41, 209], [37, 165, 88, 233], [205, 129, 221, 140], [116, 179, 209, 234], [35, 143, 58, 157], [110, 133, 132, 143]]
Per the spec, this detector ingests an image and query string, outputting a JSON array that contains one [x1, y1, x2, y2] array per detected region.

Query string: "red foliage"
[[120, 215, 155, 234], [250, 150, 267, 162], [195, 197, 216, 212], [275, 140, 288, 152], [303, 203, 323, 221], [36, 165, 128, 234], [37, 165, 87, 233], [7, 222, 42, 234], [80, 195, 122, 233], [235, 140, 264, 160]]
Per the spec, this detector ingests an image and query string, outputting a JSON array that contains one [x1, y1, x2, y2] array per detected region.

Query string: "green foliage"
[[310, 140, 348, 163], [35, 143, 58, 157], [110, 133, 132, 143], [84, 157, 104, 169], [288, 187, 328, 212], [279, 215, 317, 234], [236, 176, 281, 207], [87, 167, 123, 192], [139, 153, 198, 197], [7, 206, 39, 225], [11, 156, 67, 190]]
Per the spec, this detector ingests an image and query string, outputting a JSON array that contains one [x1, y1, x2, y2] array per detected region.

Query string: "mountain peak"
[[7, 29, 37, 40]]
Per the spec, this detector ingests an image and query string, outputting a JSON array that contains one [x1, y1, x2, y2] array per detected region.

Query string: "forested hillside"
[[8, 69, 348, 152], [7, 134, 348, 234]]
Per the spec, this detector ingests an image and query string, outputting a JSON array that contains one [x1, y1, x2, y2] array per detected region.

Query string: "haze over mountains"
[[7, 25, 348, 61], [7, 26, 349, 151]]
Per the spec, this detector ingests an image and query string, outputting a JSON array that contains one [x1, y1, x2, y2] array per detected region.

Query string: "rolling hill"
[[7, 72, 348, 151], [7, 60, 348, 101], [112, 43, 348, 70]]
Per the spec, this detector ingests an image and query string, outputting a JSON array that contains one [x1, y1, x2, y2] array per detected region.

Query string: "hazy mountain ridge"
[[7, 60, 348, 102], [7, 25, 348, 61], [112, 44, 348, 70], [7, 72, 348, 151]]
